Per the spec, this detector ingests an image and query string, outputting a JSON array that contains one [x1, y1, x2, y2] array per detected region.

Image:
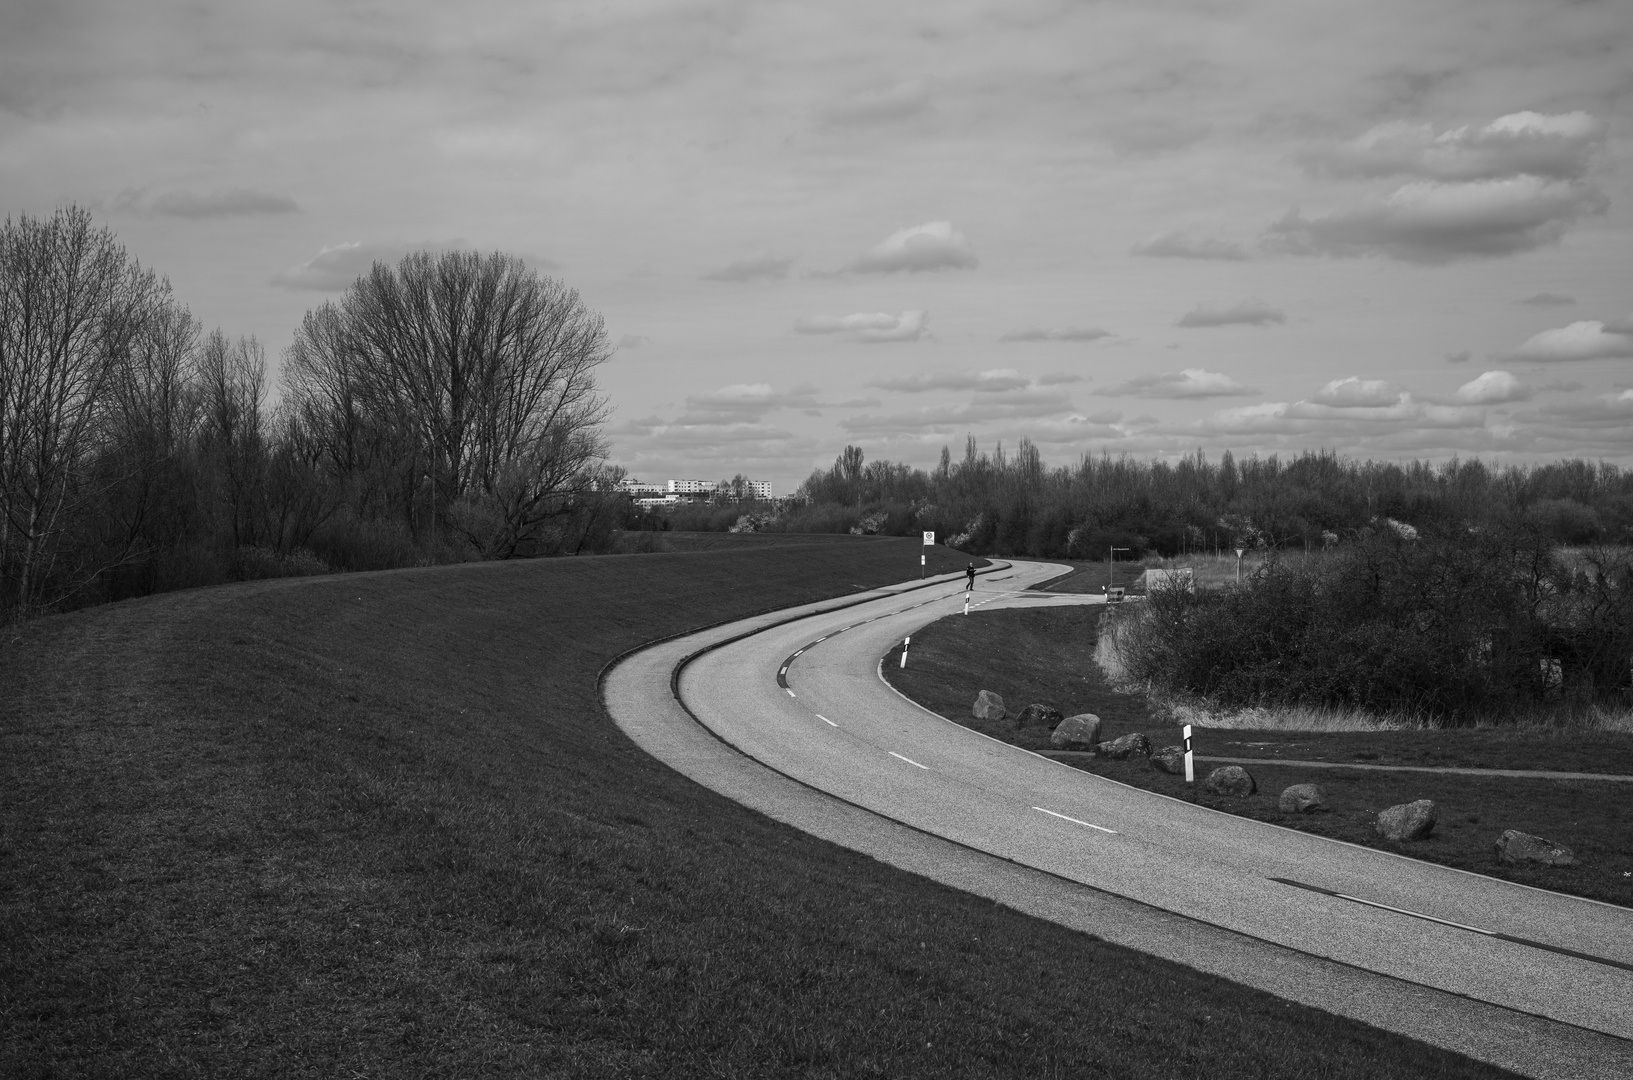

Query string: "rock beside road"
[[1204, 765, 1255, 796], [1495, 829, 1578, 867], [1096, 732, 1151, 760], [1150, 746, 1186, 774], [1050, 713, 1101, 751], [1016, 703, 1065, 730], [1376, 799, 1437, 841], [972, 690, 1006, 722], [1279, 783, 1329, 813]]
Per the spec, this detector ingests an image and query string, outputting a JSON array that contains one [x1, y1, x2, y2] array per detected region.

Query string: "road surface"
[[604, 560, 1633, 1079]]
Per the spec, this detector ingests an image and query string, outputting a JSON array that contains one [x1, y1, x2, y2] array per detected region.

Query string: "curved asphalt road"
[[604, 560, 1633, 1079]]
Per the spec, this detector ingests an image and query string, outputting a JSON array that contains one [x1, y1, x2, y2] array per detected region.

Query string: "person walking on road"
[[965, 562, 976, 591]]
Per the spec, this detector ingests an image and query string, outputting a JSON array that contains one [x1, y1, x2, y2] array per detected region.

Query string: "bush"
[[1112, 525, 1633, 724]]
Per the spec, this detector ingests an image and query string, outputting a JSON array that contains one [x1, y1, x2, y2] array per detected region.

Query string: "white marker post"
[[1183, 723, 1194, 782], [921, 531, 935, 578], [900, 636, 911, 668], [963, 591, 970, 615]]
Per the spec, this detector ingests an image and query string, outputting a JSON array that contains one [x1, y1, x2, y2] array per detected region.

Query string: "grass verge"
[[2, 540, 1513, 1077], [883, 605, 1633, 908]]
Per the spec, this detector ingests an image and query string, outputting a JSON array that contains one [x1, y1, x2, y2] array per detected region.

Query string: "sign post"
[[921, 531, 935, 578], [1183, 724, 1194, 783]]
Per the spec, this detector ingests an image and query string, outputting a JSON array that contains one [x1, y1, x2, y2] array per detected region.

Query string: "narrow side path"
[[1044, 751, 1633, 782]]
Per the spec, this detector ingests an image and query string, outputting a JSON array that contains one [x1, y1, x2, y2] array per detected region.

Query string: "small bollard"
[[1183, 723, 1194, 783], [900, 636, 911, 668], [963, 591, 970, 615]]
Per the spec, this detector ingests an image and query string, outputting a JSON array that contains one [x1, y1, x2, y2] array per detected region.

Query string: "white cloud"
[[617, 334, 651, 349], [821, 80, 932, 126], [107, 186, 300, 218], [1444, 350, 1471, 364], [703, 254, 796, 282], [869, 368, 1030, 393], [845, 221, 977, 274], [1453, 370, 1530, 405], [1268, 176, 1608, 263], [1312, 376, 1400, 408], [674, 382, 820, 425], [999, 326, 1112, 342], [794, 309, 928, 343], [1309, 112, 1606, 182], [1095, 368, 1253, 399], [1505, 320, 1633, 363], [271, 239, 475, 290], [1175, 298, 1285, 328], [1130, 232, 1249, 261], [840, 385, 1076, 433]]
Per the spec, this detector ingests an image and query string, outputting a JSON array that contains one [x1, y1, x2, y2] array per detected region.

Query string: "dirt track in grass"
[[883, 605, 1633, 908], [1, 539, 1517, 1078]]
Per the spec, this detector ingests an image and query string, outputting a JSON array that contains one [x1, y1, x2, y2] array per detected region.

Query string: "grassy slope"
[[0, 540, 1511, 1079], [884, 606, 1633, 908]]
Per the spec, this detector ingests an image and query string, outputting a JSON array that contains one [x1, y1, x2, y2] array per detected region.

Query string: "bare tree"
[[0, 206, 167, 616], [283, 249, 611, 557]]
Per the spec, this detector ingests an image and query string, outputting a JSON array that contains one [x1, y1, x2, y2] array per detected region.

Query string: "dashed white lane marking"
[[1033, 806, 1118, 834], [786, 689, 796, 697], [816, 714, 838, 727], [889, 751, 929, 770]]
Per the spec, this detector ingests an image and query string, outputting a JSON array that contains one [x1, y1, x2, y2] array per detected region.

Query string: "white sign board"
[[922, 531, 935, 545]]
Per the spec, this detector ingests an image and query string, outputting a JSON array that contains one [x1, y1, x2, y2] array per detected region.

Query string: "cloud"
[[794, 309, 928, 343], [1444, 350, 1471, 364], [1505, 320, 1633, 363], [272, 239, 476, 290], [821, 80, 931, 126], [1095, 368, 1254, 399], [868, 368, 1032, 393], [108, 186, 299, 218], [845, 221, 977, 274], [1532, 390, 1633, 427], [1037, 372, 1087, 386], [674, 382, 820, 425], [1312, 376, 1401, 408], [1175, 298, 1285, 328], [703, 254, 796, 282], [839, 385, 1077, 434], [1516, 293, 1575, 307], [1266, 176, 1608, 263], [999, 326, 1112, 342], [1130, 232, 1249, 261], [1196, 393, 1485, 438], [617, 334, 652, 349], [1308, 112, 1606, 182], [1452, 370, 1531, 405]]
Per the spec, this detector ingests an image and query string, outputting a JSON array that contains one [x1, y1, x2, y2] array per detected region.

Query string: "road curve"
[[604, 560, 1633, 1080]]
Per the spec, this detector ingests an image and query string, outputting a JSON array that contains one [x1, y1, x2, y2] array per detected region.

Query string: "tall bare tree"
[[283, 249, 611, 557], [0, 206, 168, 616]]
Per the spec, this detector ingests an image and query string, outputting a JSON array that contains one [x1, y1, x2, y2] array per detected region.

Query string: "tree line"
[[1, 207, 619, 621], [765, 438, 1633, 557]]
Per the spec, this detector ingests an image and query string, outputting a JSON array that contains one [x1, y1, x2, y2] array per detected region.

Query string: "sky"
[[3, 0, 1632, 492]]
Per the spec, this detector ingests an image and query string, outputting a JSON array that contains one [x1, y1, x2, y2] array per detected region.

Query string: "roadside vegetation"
[[0, 207, 625, 623], [883, 605, 1633, 908], [2, 537, 1511, 1078]]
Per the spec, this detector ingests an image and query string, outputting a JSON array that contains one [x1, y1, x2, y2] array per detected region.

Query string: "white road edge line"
[[1033, 806, 1118, 834], [786, 688, 796, 697], [1329, 892, 1494, 936], [816, 714, 838, 727], [888, 751, 929, 770]]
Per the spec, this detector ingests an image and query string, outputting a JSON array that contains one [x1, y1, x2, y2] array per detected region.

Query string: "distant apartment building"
[[619, 476, 772, 507]]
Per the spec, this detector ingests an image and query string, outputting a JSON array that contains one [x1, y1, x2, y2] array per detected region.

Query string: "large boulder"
[[1096, 732, 1151, 760], [1376, 799, 1437, 841], [1279, 783, 1329, 813], [972, 690, 1006, 722], [1150, 746, 1186, 775], [1050, 713, 1102, 751], [1495, 830, 1578, 867], [1204, 765, 1256, 796], [1016, 703, 1065, 730]]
